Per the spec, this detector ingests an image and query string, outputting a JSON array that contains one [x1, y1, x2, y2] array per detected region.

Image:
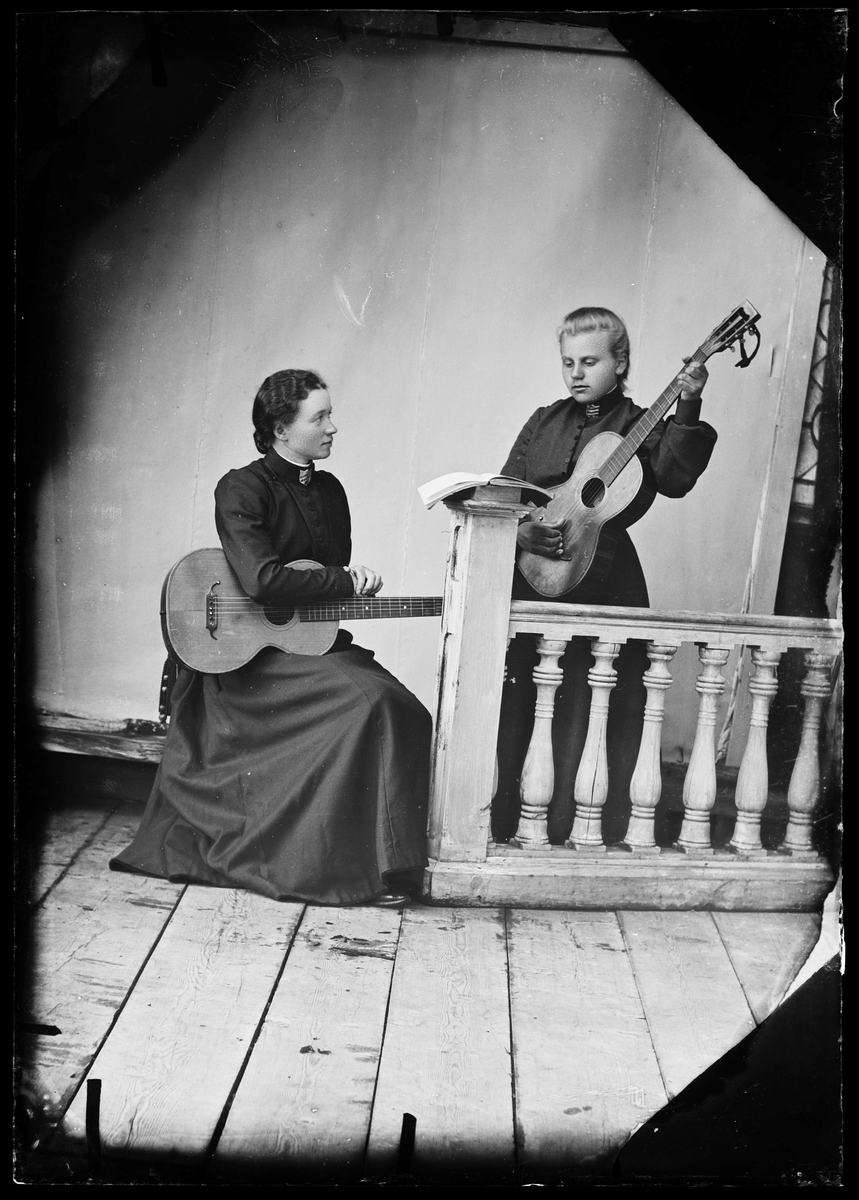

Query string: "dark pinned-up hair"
[[252, 369, 328, 454], [557, 307, 631, 383]]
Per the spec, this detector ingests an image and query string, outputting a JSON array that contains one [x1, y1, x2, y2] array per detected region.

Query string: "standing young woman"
[[493, 307, 717, 845], [112, 370, 430, 907]]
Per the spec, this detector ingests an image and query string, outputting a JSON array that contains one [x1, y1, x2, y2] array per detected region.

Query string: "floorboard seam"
[[202, 901, 308, 1178], [359, 906, 406, 1182], [709, 912, 762, 1026], [38, 882, 189, 1156], [616, 911, 672, 1103], [28, 803, 122, 913], [502, 907, 521, 1186]]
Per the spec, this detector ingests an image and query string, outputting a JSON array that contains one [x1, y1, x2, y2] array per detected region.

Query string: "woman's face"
[[560, 330, 626, 405], [275, 389, 337, 464]]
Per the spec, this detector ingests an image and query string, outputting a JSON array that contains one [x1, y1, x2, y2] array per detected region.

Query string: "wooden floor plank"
[[213, 906, 401, 1182], [712, 911, 821, 1024], [17, 805, 183, 1150], [52, 888, 304, 1168], [24, 800, 117, 906], [507, 910, 668, 1180], [618, 911, 756, 1099], [364, 907, 515, 1181]]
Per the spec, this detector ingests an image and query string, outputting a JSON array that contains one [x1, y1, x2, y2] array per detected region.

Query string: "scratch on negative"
[[334, 275, 372, 326]]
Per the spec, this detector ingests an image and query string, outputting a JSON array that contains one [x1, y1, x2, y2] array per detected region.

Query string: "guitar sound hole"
[[581, 477, 606, 508], [264, 605, 295, 627]]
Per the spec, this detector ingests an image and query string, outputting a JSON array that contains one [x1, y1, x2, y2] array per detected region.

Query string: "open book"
[[418, 472, 552, 510]]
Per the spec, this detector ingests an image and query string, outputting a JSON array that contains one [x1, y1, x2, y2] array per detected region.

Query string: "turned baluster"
[[624, 643, 678, 851], [781, 651, 834, 857], [511, 637, 567, 848], [730, 647, 782, 854], [566, 641, 620, 850], [677, 645, 731, 853]]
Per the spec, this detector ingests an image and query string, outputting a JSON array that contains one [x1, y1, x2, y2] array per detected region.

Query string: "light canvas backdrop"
[[29, 20, 825, 764]]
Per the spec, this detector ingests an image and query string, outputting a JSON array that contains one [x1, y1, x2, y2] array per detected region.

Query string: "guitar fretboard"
[[297, 598, 443, 622], [597, 350, 709, 488]]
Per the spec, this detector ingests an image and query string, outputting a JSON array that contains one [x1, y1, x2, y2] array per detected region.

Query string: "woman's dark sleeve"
[[640, 415, 718, 498], [499, 409, 544, 479], [214, 471, 355, 604]]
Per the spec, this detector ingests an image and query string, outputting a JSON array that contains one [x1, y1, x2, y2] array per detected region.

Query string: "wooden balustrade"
[[423, 489, 842, 910], [504, 612, 840, 864]]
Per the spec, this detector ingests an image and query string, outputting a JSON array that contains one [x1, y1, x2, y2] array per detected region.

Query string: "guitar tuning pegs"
[[734, 324, 761, 368]]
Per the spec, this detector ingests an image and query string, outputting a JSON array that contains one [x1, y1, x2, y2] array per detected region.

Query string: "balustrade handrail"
[[509, 600, 842, 652]]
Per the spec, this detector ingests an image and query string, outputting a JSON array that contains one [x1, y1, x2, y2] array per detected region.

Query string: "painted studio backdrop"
[[24, 14, 828, 765]]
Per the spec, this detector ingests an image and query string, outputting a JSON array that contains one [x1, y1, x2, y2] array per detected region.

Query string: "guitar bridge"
[[205, 581, 220, 640]]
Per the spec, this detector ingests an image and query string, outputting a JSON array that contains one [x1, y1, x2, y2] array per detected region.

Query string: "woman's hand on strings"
[[348, 565, 383, 595]]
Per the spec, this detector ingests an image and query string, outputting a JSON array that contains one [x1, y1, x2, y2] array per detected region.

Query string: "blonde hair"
[[557, 307, 630, 383]]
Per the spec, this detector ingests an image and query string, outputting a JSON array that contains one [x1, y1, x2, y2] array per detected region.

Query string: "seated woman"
[[493, 306, 717, 845], [111, 369, 431, 908]]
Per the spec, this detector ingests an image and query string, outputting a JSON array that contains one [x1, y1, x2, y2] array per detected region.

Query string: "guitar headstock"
[[699, 301, 762, 367]]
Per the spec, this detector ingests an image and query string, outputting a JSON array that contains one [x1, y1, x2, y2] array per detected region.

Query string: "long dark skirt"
[[492, 633, 648, 845], [111, 636, 431, 905]]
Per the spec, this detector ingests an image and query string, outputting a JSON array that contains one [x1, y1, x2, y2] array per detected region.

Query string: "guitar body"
[[162, 548, 442, 673], [515, 432, 653, 598], [162, 549, 338, 672]]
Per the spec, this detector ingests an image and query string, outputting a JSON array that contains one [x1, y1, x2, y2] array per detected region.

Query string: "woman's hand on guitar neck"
[[348, 564, 384, 595], [675, 358, 709, 424], [517, 515, 565, 558], [678, 357, 708, 402]]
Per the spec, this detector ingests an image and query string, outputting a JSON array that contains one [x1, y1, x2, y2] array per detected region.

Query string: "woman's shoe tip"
[[371, 893, 410, 909]]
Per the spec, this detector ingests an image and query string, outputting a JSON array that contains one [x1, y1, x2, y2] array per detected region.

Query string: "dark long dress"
[[493, 385, 717, 844], [111, 449, 431, 905]]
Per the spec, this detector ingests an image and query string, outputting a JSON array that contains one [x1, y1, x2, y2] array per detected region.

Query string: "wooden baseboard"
[[34, 713, 166, 763], [423, 850, 835, 911]]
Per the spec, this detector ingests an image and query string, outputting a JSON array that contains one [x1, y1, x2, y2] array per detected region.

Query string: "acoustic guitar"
[[162, 548, 443, 672], [516, 301, 762, 598]]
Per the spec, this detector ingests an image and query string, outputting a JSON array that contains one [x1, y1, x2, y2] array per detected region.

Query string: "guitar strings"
[[197, 598, 443, 622], [207, 599, 441, 609], [597, 361, 704, 487]]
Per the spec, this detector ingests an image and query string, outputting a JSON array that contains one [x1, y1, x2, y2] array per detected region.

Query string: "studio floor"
[[15, 755, 839, 1186]]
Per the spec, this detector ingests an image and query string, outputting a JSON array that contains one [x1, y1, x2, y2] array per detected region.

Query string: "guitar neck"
[[297, 597, 443, 622], [599, 348, 709, 486]]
